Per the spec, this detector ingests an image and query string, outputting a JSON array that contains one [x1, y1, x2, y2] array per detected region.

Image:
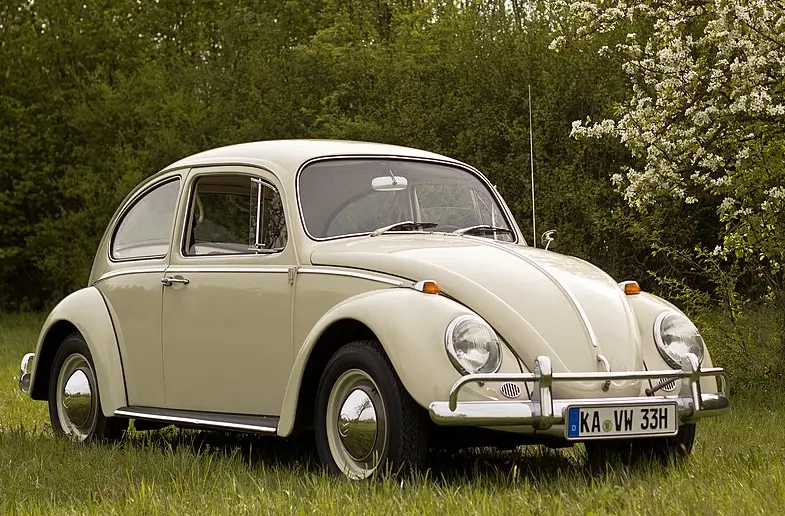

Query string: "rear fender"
[[29, 287, 127, 416]]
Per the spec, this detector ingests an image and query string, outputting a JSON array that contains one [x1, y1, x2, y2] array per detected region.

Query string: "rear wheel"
[[47, 333, 127, 442], [585, 423, 696, 467], [314, 340, 429, 479]]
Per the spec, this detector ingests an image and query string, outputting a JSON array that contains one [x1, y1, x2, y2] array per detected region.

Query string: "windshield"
[[298, 159, 516, 242]]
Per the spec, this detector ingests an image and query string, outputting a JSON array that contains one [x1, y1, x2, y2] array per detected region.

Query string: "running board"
[[114, 406, 278, 434]]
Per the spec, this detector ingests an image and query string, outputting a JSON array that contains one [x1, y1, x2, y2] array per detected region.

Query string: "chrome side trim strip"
[[114, 407, 278, 434], [164, 266, 290, 274], [297, 267, 405, 286], [96, 266, 167, 283]]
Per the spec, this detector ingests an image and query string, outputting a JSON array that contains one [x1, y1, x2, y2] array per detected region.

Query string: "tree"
[[551, 0, 785, 331]]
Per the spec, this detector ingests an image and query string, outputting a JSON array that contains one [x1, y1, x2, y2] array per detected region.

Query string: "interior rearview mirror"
[[372, 175, 408, 192]]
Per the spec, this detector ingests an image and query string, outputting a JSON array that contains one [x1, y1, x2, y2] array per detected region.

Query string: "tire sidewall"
[[314, 342, 409, 478]]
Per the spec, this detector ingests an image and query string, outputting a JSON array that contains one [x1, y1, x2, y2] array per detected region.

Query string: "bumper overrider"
[[428, 353, 729, 438], [19, 353, 35, 394]]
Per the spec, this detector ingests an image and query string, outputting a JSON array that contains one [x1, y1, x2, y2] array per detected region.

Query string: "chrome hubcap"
[[326, 369, 387, 479], [338, 388, 378, 461], [56, 354, 96, 440]]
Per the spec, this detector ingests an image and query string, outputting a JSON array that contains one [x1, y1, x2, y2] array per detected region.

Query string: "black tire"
[[314, 340, 429, 479], [47, 333, 127, 442], [585, 423, 696, 467]]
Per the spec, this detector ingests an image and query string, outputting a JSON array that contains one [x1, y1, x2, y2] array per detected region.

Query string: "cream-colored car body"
[[22, 139, 724, 441]]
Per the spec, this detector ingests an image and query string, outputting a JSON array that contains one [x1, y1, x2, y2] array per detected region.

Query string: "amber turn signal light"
[[413, 280, 440, 295], [621, 280, 641, 295]]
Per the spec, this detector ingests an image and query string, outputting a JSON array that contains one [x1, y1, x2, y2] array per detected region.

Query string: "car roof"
[[165, 139, 461, 175]]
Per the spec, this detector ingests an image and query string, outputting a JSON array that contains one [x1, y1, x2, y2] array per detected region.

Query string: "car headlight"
[[653, 311, 705, 368], [445, 315, 502, 375]]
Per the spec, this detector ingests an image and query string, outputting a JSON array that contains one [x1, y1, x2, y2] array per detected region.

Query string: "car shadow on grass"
[[120, 427, 665, 485]]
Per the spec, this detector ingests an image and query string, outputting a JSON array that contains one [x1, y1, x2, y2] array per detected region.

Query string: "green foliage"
[[0, 0, 634, 309], [0, 0, 781, 342]]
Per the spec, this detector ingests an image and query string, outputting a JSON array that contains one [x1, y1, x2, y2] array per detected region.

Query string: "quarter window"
[[112, 178, 181, 260], [184, 174, 287, 256]]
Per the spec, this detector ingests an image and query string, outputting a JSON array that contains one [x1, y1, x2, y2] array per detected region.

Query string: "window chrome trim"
[[297, 267, 405, 286], [165, 266, 291, 274], [294, 155, 520, 244], [109, 176, 183, 263]]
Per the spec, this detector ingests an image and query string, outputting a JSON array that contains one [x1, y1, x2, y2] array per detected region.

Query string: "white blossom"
[[550, 0, 785, 264]]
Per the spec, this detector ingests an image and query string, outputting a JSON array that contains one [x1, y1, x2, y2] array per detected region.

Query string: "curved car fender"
[[29, 287, 127, 417], [626, 292, 719, 394], [277, 288, 523, 437]]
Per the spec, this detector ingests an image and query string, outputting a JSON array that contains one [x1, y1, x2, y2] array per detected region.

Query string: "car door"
[[161, 167, 294, 415], [94, 175, 183, 408]]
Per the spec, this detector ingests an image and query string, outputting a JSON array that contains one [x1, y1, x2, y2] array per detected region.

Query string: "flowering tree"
[[552, 0, 785, 315]]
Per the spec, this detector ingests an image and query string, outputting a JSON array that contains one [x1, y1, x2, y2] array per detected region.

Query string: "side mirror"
[[541, 229, 557, 250]]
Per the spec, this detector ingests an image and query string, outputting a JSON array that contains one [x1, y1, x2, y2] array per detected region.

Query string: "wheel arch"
[[29, 320, 79, 401], [289, 318, 378, 438], [29, 287, 128, 416], [277, 288, 488, 437]]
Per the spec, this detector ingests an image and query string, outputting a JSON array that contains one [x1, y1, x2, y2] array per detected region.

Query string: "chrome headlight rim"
[[653, 310, 705, 369], [444, 314, 503, 375]]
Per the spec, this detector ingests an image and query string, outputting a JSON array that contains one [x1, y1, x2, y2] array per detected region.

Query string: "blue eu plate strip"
[[567, 407, 580, 437]]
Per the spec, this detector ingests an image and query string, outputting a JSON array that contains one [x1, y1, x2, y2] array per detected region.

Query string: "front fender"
[[277, 288, 524, 436], [627, 292, 718, 394], [29, 287, 127, 417]]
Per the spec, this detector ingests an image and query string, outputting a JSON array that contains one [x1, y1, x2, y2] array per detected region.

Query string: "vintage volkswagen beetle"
[[18, 140, 729, 479]]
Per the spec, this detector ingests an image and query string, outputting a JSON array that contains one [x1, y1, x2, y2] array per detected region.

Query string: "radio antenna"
[[528, 84, 536, 247]]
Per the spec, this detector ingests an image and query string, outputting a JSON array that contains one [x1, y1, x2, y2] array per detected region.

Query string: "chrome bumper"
[[429, 353, 729, 431], [19, 353, 35, 394]]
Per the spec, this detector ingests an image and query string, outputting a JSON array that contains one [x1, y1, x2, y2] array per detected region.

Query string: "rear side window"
[[112, 179, 181, 260]]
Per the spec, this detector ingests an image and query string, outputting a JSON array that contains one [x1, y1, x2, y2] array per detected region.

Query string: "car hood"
[[310, 235, 644, 398]]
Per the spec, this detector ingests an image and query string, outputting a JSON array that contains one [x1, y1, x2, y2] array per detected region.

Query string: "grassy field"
[[1, 313, 783, 515]]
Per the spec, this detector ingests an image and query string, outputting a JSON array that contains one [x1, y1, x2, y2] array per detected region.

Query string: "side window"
[[184, 174, 287, 256], [112, 178, 181, 260]]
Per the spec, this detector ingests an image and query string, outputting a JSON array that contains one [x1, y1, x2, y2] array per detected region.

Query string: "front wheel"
[[585, 423, 696, 467], [47, 333, 127, 442], [314, 340, 429, 479]]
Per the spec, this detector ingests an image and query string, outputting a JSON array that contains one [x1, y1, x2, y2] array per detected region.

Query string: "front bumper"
[[19, 353, 35, 394], [429, 352, 729, 434]]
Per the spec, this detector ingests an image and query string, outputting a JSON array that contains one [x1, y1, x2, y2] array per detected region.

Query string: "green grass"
[[1, 313, 783, 515]]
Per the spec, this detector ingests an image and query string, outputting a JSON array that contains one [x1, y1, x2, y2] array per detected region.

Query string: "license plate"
[[565, 403, 678, 440]]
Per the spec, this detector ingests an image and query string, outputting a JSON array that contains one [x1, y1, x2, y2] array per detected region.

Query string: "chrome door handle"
[[161, 275, 190, 286]]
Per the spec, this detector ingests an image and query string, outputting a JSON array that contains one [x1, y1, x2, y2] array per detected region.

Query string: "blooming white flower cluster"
[[551, 0, 785, 265]]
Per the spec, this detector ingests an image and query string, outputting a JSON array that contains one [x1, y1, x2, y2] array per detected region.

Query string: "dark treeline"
[[0, 0, 731, 310]]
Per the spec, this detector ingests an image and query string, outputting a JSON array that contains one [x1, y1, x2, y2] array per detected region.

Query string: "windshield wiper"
[[452, 224, 513, 236], [369, 220, 438, 237]]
